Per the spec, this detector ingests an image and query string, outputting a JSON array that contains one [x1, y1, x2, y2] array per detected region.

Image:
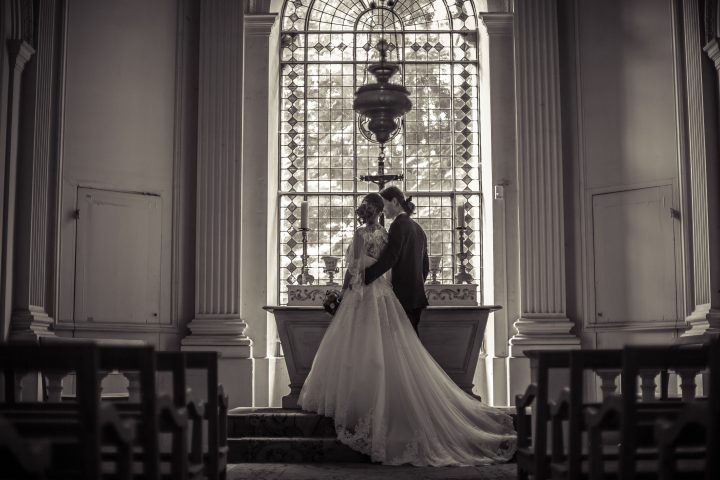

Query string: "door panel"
[[592, 185, 679, 325], [74, 188, 162, 326]]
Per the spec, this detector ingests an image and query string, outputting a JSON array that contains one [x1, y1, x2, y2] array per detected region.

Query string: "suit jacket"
[[364, 214, 430, 311]]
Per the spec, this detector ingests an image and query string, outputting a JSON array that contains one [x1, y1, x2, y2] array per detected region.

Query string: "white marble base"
[[265, 305, 499, 408]]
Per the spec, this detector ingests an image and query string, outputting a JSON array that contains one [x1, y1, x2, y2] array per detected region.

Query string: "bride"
[[298, 192, 517, 467]]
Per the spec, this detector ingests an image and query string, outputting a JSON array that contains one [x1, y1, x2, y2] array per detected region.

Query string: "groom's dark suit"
[[364, 213, 430, 332]]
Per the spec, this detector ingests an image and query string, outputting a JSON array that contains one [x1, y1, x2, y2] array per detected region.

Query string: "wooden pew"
[[0, 413, 51, 479], [516, 350, 571, 480], [584, 343, 712, 480], [153, 351, 205, 480], [547, 349, 622, 480], [185, 351, 228, 480], [0, 342, 134, 479], [654, 402, 711, 480], [39, 337, 205, 479], [654, 339, 720, 480]]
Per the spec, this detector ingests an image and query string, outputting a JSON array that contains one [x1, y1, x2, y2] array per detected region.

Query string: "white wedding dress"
[[298, 225, 517, 466]]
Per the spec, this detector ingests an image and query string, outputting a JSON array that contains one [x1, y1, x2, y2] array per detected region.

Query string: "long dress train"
[[298, 226, 517, 466]]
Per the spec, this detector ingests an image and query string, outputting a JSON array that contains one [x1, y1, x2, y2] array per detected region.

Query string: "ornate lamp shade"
[[353, 41, 412, 145]]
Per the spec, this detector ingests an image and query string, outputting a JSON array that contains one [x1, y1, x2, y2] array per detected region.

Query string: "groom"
[[364, 186, 430, 333]]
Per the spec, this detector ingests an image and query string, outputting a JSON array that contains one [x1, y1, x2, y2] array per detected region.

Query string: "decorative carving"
[[287, 285, 327, 306], [424, 284, 478, 306], [288, 284, 480, 307]]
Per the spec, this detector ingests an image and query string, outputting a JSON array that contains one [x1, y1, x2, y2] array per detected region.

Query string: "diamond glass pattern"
[[279, 0, 482, 303]]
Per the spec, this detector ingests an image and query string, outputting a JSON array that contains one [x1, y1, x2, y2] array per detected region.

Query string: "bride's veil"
[[345, 229, 367, 297]]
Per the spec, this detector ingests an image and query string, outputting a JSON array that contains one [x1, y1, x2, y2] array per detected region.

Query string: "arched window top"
[[282, 0, 477, 32]]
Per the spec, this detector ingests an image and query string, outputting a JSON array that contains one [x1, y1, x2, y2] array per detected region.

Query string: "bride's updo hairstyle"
[[356, 192, 384, 224], [380, 186, 416, 216]]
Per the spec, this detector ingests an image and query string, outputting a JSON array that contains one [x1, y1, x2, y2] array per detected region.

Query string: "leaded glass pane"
[[279, 194, 356, 304], [279, 0, 483, 304], [412, 196, 455, 284], [453, 63, 480, 191], [457, 193, 483, 282]]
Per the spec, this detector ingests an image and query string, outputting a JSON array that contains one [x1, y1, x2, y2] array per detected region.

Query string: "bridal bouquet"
[[322, 289, 342, 316]]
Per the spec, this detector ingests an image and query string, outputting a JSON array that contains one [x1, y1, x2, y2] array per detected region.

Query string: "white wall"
[[560, 0, 684, 348], [56, 0, 197, 348]]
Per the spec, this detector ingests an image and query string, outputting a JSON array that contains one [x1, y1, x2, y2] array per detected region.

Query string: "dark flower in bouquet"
[[323, 289, 342, 316]]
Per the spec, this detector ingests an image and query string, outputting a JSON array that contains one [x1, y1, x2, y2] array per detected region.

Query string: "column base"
[[678, 305, 720, 343], [9, 308, 55, 342], [509, 316, 580, 357], [182, 315, 253, 358]]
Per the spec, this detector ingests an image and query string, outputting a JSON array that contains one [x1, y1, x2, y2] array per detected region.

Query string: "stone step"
[[228, 408, 337, 438], [227, 437, 372, 463], [227, 407, 521, 463]]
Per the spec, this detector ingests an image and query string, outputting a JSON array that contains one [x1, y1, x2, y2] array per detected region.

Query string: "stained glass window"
[[278, 0, 483, 303]]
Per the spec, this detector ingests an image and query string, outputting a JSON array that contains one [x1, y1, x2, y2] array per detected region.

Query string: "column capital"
[[245, 13, 278, 37], [479, 13, 513, 35]]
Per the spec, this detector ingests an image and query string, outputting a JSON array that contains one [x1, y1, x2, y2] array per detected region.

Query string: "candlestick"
[[428, 256, 442, 284], [297, 227, 315, 285], [300, 201, 309, 229], [456, 204, 465, 227], [454, 226, 473, 284]]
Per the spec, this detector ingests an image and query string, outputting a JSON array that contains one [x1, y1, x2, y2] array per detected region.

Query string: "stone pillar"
[[508, 0, 579, 395], [1, 40, 35, 340], [479, 12, 516, 406], [241, 13, 282, 406], [680, 0, 720, 340], [10, 0, 63, 342], [181, 0, 253, 407]]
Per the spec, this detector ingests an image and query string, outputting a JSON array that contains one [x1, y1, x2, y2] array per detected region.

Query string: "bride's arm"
[[346, 230, 366, 289]]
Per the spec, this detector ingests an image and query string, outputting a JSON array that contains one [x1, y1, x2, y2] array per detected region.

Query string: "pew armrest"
[[516, 384, 537, 449], [99, 404, 135, 446], [0, 415, 51, 477], [584, 395, 622, 430], [654, 401, 708, 447], [549, 387, 570, 418], [157, 395, 188, 430]]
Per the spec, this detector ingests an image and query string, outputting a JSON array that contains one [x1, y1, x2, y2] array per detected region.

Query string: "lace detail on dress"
[[335, 411, 387, 461], [359, 224, 388, 259]]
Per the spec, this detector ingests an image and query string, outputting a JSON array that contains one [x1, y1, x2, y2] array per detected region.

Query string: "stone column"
[[508, 0, 579, 394], [181, 0, 253, 407], [479, 12, 517, 406], [680, 0, 720, 340], [241, 13, 281, 407], [1, 39, 35, 340], [10, 0, 63, 342]]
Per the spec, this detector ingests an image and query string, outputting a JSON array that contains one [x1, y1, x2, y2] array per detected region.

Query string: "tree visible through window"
[[278, 0, 483, 304]]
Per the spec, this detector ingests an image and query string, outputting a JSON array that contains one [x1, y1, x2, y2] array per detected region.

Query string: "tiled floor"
[[227, 463, 517, 480]]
